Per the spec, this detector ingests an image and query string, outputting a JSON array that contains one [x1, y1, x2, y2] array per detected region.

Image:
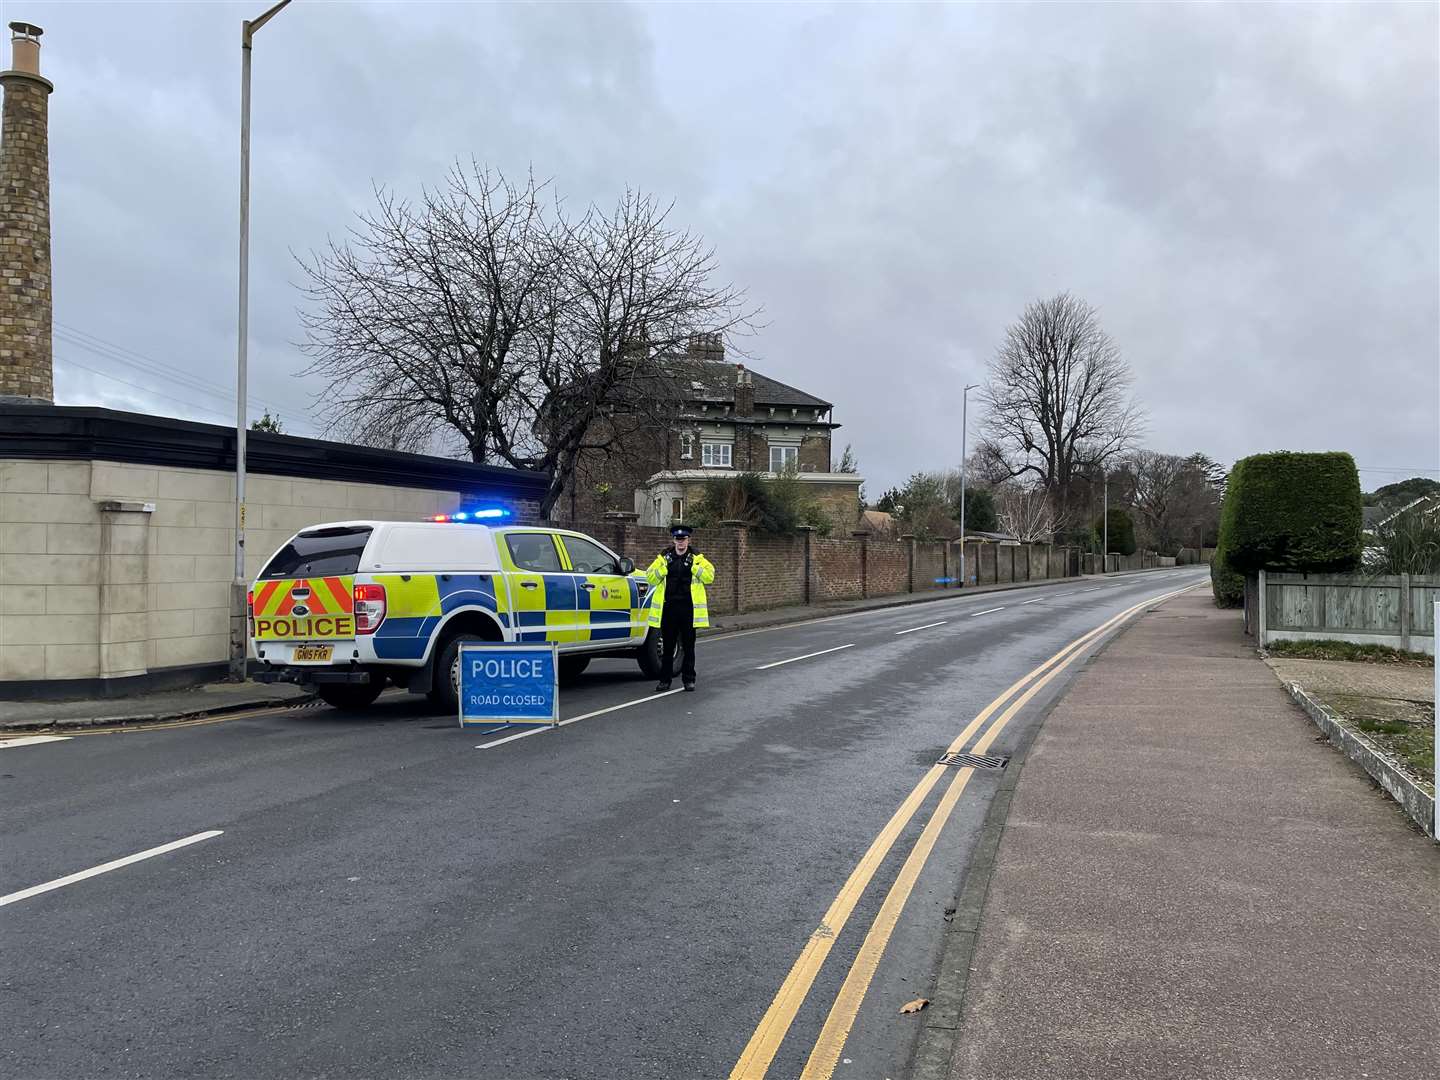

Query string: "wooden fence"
[[1257, 571, 1438, 655]]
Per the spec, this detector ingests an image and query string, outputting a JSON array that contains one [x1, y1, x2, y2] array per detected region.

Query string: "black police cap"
[[669, 523, 693, 538]]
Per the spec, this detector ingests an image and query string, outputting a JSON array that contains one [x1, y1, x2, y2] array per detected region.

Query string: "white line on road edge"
[[1020, 598, 1045, 605], [968, 607, 1005, 618], [757, 644, 856, 670], [0, 735, 73, 750], [475, 689, 685, 749], [895, 621, 947, 636], [0, 830, 223, 908]]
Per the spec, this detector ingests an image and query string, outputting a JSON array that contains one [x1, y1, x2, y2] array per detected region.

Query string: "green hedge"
[[1210, 544, 1244, 607], [1095, 508, 1137, 556], [1216, 452, 1362, 574]]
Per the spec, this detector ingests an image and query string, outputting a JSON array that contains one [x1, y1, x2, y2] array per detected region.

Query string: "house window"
[[770, 445, 799, 472], [671, 498, 684, 522], [701, 441, 732, 468], [680, 433, 694, 460]]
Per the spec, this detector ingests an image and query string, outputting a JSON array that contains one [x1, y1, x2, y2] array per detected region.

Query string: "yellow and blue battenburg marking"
[[370, 573, 509, 660]]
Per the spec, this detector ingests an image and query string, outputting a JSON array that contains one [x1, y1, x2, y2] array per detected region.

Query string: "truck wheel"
[[558, 655, 591, 684], [429, 633, 483, 714], [636, 628, 685, 681], [316, 680, 385, 711]]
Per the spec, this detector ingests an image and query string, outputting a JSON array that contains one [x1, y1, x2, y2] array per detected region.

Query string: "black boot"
[[683, 679, 696, 692], [655, 681, 672, 692]]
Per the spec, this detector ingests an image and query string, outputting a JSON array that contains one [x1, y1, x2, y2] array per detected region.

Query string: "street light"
[[958, 383, 980, 588], [232, 0, 293, 681]]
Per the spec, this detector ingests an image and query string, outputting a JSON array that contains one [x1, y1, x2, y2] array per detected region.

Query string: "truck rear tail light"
[[354, 583, 387, 635], [247, 589, 255, 636]]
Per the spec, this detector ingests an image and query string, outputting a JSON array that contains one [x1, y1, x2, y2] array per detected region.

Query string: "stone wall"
[[0, 458, 485, 686]]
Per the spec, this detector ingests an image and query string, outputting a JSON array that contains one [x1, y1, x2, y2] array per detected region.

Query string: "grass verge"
[[1349, 713, 1436, 785], [1267, 639, 1434, 667]]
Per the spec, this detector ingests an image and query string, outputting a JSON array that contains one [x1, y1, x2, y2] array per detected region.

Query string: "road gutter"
[[904, 608, 1147, 1080]]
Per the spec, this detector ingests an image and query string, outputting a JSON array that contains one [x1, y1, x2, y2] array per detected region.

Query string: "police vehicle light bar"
[[430, 507, 511, 523]]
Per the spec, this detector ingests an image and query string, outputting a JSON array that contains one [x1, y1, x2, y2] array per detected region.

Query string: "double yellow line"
[[729, 581, 1202, 1080]]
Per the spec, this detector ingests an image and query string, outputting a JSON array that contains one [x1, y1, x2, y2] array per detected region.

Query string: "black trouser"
[[660, 603, 697, 682]]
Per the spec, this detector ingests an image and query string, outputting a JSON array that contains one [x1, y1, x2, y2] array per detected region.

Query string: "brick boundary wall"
[[574, 522, 1083, 616]]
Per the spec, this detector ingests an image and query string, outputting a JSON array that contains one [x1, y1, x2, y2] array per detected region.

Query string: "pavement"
[[936, 592, 1440, 1080], [0, 679, 310, 732], [1, 568, 1205, 1080]]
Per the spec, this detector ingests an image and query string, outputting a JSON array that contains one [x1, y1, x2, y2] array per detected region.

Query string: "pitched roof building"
[[553, 335, 863, 534]]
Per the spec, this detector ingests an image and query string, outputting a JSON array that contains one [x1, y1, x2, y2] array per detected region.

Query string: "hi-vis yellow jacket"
[[645, 549, 716, 628]]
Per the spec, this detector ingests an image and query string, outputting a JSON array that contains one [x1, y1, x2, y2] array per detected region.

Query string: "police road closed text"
[[470, 658, 544, 680], [459, 644, 558, 728]]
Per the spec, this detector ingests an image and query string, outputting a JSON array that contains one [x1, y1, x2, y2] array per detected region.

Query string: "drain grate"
[[937, 752, 1009, 770]]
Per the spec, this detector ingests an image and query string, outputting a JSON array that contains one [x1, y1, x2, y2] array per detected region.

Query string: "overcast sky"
[[24, 0, 1440, 494]]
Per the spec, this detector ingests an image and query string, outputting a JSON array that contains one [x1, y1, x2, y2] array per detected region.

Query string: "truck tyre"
[[636, 627, 685, 681], [558, 655, 591, 684], [316, 680, 385, 711], [429, 633, 483, 714]]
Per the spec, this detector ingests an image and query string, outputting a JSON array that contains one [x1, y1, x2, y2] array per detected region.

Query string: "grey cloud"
[[25, 1, 1438, 492]]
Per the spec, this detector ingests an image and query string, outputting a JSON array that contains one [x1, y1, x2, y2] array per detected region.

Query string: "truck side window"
[[505, 533, 563, 573], [563, 536, 620, 575]]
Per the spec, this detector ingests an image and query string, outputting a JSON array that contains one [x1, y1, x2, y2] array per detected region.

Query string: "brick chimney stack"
[[0, 21, 54, 404], [734, 362, 754, 416]]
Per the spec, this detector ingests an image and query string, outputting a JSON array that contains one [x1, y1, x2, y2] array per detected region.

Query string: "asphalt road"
[[2, 568, 1208, 1080]]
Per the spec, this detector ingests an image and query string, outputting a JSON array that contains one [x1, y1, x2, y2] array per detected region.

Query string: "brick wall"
[[798, 432, 831, 472], [562, 522, 1084, 621], [738, 531, 806, 610], [0, 70, 53, 401], [913, 542, 948, 591], [811, 536, 865, 602], [866, 540, 909, 596]]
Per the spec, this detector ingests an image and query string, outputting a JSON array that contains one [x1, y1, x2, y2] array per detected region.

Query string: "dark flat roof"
[[0, 403, 549, 498]]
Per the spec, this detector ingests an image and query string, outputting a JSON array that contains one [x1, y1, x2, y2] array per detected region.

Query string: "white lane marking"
[[756, 643, 856, 670], [895, 621, 947, 636], [1080, 587, 1103, 593], [968, 607, 1005, 617], [1020, 598, 1045, 605], [475, 689, 685, 749], [0, 830, 223, 908], [0, 735, 73, 749]]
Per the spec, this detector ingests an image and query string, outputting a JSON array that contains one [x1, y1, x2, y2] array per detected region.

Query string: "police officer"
[[646, 523, 716, 692]]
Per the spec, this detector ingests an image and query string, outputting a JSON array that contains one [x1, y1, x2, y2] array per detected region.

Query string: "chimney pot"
[[8, 22, 42, 76]]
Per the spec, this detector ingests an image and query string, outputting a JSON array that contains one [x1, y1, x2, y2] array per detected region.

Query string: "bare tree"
[[297, 163, 753, 516], [1124, 449, 1224, 553], [980, 293, 1143, 517], [994, 482, 1067, 543]]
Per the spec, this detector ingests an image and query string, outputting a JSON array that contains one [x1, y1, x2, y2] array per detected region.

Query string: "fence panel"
[[1264, 573, 1435, 654]]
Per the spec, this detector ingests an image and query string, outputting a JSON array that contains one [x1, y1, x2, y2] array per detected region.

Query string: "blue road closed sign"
[[458, 644, 558, 731]]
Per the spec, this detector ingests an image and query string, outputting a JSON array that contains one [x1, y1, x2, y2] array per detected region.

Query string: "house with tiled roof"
[[553, 335, 863, 534]]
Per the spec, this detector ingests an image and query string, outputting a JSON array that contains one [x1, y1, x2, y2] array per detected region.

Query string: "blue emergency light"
[[431, 507, 511, 524]]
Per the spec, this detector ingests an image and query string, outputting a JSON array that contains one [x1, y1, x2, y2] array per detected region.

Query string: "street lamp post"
[[231, 0, 293, 681], [958, 383, 979, 588], [1102, 470, 1109, 575]]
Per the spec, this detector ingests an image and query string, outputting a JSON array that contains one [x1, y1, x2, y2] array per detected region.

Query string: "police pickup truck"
[[249, 519, 671, 711]]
